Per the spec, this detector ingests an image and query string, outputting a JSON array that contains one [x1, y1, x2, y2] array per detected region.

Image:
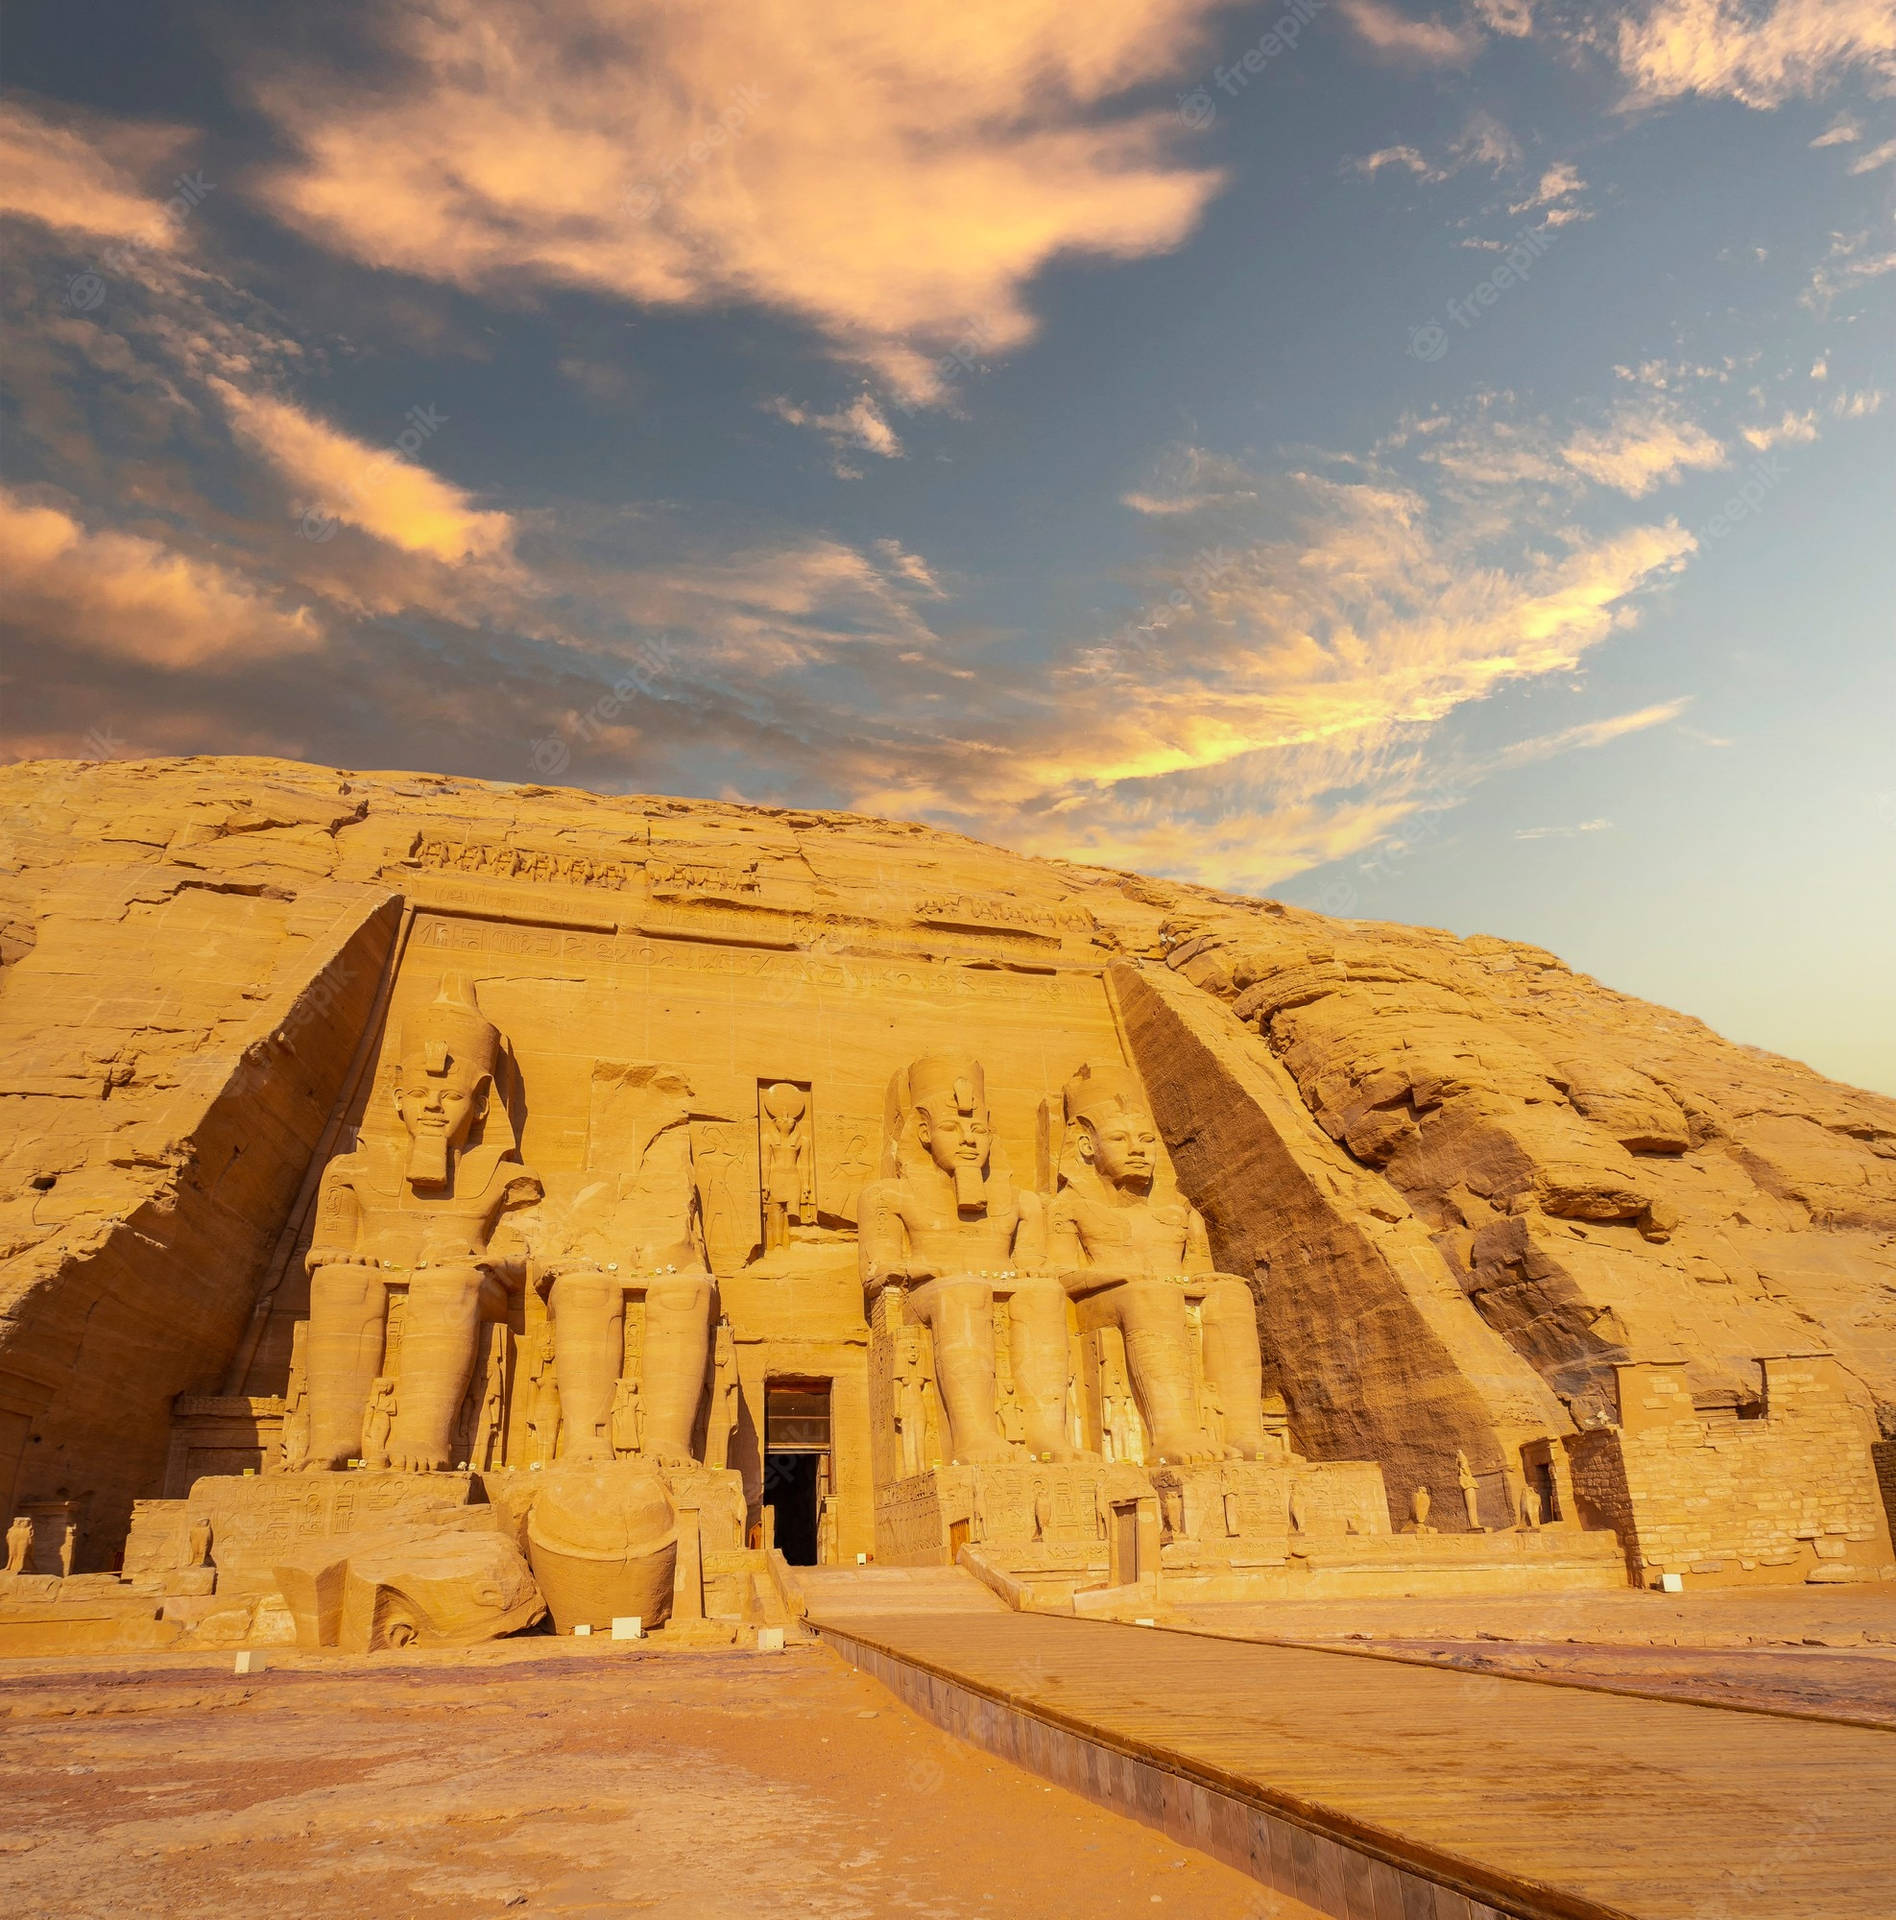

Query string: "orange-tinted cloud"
[[0, 95, 200, 245], [0, 487, 321, 668], [1337, 0, 1485, 67], [213, 383, 514, 566], [1617, 0, 1896, 107], [246, 0, 1229, 402], [1560, 406, 1728, 495]]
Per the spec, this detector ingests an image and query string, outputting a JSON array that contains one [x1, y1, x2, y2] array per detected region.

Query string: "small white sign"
[[756, 1626, 786, 1653], [573, 1622, 592, 1636], [611, 1616, 643, 1640]]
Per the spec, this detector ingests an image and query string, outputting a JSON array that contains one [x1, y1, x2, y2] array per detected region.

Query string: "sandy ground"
[[1170, 1586, 1896, 1727], [0, 1638, 1303, 1920]]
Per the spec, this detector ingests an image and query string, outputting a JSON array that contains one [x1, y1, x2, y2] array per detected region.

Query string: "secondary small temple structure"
[[2, 758, 1892, 1651]]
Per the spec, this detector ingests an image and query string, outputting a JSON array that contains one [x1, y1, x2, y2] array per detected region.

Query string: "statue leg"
[[914, 1279, 1011, 1464], [1008, 1278, 1088, 1460], [639, 1276, 714, 1466], [305, 1263, 386, 1470], [549, 1270, 625, 1463], [1200, 1278, 1267, 1460], [1115, 1281, 1216, 1464], [389, 1264, 489, 1471]]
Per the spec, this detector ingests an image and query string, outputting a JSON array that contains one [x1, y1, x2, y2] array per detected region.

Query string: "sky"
[[2, 0, 1892, 1092]]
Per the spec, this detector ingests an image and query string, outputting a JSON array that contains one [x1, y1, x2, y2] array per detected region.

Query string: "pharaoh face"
[[915, 1096, 991, 1178], [396, 1039, 489, 1188], [1081, 1104, 1159, 1191]]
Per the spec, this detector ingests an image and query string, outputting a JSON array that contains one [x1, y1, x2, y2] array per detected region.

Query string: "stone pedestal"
[[184, 1469, 488, 1597]]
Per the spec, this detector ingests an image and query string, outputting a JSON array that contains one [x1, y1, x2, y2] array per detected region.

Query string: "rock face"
[[2, 755, 1892, 1594]]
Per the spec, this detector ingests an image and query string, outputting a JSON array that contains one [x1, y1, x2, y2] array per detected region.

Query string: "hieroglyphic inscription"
[[414, 837, 636, 890], [912, 893, 1095, 939]]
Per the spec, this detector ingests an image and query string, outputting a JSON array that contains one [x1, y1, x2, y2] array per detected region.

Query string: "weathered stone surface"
[[2, 755, 1891, 1600]]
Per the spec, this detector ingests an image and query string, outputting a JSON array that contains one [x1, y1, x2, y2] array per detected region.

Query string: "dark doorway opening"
[[764, 1379, 832, 1567], [763, 1453, 820, 1565]]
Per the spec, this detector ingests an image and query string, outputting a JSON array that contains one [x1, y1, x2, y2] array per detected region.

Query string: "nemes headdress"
[[906, 1056, 985, 1120], [1061, 1061, 1148, 1132], [402, 973, 501, 1083]]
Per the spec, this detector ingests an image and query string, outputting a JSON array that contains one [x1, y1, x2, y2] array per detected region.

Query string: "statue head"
[[905, 1055, 992, 1209], [1063, 1063, 1159, 1193], [762, 1082, 805, 1133], [395, 974, 500, 1190], [908, 1055, 990, 1171]]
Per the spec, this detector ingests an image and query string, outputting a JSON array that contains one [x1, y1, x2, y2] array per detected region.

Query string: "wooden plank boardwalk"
[[808, 1605, 1896, 1920]]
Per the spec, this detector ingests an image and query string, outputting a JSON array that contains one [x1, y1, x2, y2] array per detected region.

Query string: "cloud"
[[1472, 0, 1535, 35], [1617, 0, 1896, 108], [0, 94, 200, 246], [1350, 112, 1522, 185], [1561, 406, 1728, 495], [843, 447, 1698, 890], [1847, 138, 1896, 175], [244, 0, 1230, 405], [1509, 162, 1592, 226], [765, 393, 904, 474], [1803, 228, 1896, 310], [1811, 118, 1861, 147], [1740, 409, 1819, 449], [1490, 699, 1691, 771], [1337, 0, 1486, 66], [213, 383, 515, 565], [0, 487, 321, 668], [1514, 817, 1614, 838]]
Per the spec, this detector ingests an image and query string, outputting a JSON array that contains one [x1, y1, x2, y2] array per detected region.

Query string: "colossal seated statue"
[[302, 976, 542, 1471], [534, 1061, 716, 1468], [1047, 1063, 1268, 1462], [858, 1055, 1081, 1466]]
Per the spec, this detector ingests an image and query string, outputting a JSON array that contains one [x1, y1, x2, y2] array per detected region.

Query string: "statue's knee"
[[1201, 1279, 1254, 1323], [310, 1265, 378, 1320], [409, 1267, 481, 1320]]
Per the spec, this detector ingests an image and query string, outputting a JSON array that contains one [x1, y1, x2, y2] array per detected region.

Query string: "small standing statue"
[[1408, 1484, 1434, 1533], [1457, 1449, 1484, 1531], [525, 1323, 561, 1466], [187, 1517, 213, 1569], [1519, 1480, 1544, 1530], [893, 1321, 928, 1478], [4, 1514, 31, 1576], [817, 1493, 838, 1567], [705, 1320, 739, 1472], [760, 1083, 814, 1253], [58, 1520, 77, 1578], [278, 1379, 311, 1475], [474, 1336, 507, 1471], [609, 1373, 643, 1457], [360, 1377, 397, 1469]]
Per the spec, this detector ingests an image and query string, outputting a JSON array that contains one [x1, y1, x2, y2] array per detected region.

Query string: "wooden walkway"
[[808, 1605, 1896, 1920]]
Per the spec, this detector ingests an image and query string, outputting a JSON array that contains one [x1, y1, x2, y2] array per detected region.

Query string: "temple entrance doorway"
[[764, 1379, 832, 1566]]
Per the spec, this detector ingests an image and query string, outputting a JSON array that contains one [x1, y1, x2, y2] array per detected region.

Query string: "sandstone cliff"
[[3, 756, 1891, 1566]]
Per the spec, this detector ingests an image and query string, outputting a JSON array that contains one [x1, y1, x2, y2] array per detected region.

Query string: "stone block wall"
[[1568, 1357, 1895, 1586]]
